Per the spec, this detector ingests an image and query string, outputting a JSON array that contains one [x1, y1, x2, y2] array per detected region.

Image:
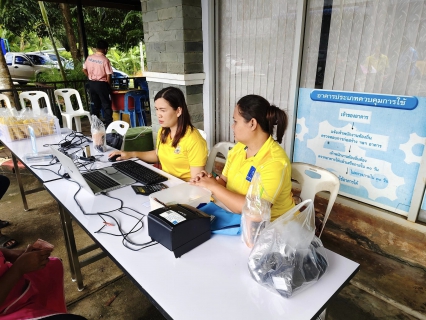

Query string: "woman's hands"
[[189, 170, 226, 192], [12, 245, 52, 276]]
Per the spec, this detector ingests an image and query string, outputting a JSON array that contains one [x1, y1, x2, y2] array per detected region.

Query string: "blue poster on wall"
[[293, 88, 426, 215]]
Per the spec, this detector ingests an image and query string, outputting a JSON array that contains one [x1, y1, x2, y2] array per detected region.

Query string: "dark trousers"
[[0, 175, 10, 200], [89, 81, 113, 128]]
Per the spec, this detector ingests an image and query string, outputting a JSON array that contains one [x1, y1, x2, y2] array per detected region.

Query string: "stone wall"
[[141, 0, 204, 142]]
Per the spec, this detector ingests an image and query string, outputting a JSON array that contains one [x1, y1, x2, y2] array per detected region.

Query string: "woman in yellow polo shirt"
[[190, 94, 295, 220], [108, 87, 207, 182]]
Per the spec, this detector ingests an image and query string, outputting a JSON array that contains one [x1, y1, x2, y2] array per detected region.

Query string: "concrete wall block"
[[144, 11, 158, 22], [146, 51, 161, 62], [143, 22, 150, 33], [148, 42, 166, 52], [149, 20, 166, 33], [164, 18, 184, 31], [182, 0, 202, 7], [177, 53, 185, 63], [183, 29, 203, 41], [149, 62, 168, 73], [184, 63, 203, 73], [186, 85, 203, 95], [166, 41, 185, 53], [183, 18, 202, 30], [184, 52, 203, 63], [158, 7, 177, 20], [186, 93, 203, 105], [184, 41, 203, 52], [141, 1, 148, 13], [160, 52, 178, 63], [144, 32, 160, 43], [160, 30, 179, 41], [180, 5, 202, 18], [147, 0, 182, 11], [188, 113, 204, 124], [167, 63, 185, 74]]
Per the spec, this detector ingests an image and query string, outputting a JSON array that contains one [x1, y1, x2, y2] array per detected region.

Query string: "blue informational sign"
[[293, 88, 426, 215]]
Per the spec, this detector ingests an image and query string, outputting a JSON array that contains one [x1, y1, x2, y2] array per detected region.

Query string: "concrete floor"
[[1, 117, 425, 319]]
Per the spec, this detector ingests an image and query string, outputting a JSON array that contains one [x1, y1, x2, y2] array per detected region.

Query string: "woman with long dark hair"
[[190, 94, 295, 220], [109, 87, 207, 181]]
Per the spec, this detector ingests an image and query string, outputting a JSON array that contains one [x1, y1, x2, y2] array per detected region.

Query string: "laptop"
[[50, 146, 135, 195]]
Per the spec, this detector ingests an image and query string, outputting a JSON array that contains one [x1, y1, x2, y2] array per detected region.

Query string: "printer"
[[148, 204, 211, 258]]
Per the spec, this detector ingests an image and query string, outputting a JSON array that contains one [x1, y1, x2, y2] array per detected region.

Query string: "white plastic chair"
[[106, 121, 129, 150], [0, 93, 13, 110], [106, 120, 129, 136], [291, 162, 340, 238], [197, 129, 207, 140], [54, 88, 91, 132], [205, 141, 235, 173], [19, 91, 54, 117]]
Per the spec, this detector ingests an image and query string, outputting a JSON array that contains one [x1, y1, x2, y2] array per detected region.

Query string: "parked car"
[[5, 52, 56, 84]]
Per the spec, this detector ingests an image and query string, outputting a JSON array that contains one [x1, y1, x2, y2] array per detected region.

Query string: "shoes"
[[0, 220, 10, 229], [0, 234, 18, 249]]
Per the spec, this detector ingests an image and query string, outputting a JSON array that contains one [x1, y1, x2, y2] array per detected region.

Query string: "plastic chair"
[[205, 142, 235, 174], [0, 93, 12, 110], [291, 162, 340, 238], [106, 120, 129, 136], [120, 90, 148, 127], [54, 88, 91, 132], [198, 129, 207, 140], [19, 91, 54, 117], [106, 121, 129, 150]]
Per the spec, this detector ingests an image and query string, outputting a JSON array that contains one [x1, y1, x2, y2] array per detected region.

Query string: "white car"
[[5, 52, 56, 84]]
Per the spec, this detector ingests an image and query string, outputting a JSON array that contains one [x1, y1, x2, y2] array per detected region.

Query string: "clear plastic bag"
[[247, 199, 328, 298], [241, 172, 271, 248], [91, 115, 107, 152]]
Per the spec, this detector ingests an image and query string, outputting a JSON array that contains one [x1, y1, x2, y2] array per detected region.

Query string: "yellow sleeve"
[[257, 159, 289, 203], [186, 129, 208, 167]]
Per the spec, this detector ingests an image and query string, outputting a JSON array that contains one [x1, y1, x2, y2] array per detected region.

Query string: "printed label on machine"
[[160, 210, 187, 225]]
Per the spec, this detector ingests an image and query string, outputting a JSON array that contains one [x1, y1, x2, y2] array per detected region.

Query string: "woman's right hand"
[[108, 151, 130, 161], [189, 170, 212, 183], [12, 246, 51, 275]]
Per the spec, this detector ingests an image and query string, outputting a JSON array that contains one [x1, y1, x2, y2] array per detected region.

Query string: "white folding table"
[[43, 164, 359, 320]]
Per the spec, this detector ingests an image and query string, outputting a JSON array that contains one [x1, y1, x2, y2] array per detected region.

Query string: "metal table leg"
[[12, 153, 29, 211], [58, 205, 76, 282], [62, 207, 85, 291]]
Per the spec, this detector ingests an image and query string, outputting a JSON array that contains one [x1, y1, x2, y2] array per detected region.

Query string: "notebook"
[[50, 146, 135, 195]]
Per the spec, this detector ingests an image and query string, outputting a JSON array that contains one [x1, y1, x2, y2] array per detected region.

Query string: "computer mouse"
[[108, 154, 120, 162]]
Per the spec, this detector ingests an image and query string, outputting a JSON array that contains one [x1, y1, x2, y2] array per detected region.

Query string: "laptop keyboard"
[[112, 160, 168, 185], [83, 170, 120, 190]]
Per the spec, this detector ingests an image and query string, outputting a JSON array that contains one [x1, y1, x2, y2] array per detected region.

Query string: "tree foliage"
[[0, 1, 143, 52]]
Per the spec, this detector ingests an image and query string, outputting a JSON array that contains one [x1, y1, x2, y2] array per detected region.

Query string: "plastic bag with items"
[[91, 115, 107, 152], [247, 199, 328, 298], [241, 172, 271, 248]]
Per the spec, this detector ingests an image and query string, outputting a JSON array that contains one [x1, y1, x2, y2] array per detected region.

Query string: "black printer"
[[148, 204, 211, 258]]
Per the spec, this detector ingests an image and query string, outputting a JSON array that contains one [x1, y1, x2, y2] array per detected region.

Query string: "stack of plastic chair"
[[54, 88, 91, 132], [19, 91, 54, 116], [120, 90, 148, 128], [0, 93, 13, 110]]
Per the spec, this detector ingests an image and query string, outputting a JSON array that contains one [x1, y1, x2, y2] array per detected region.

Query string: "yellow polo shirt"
[[222, 136, 295, 220], [156, 127, 207, 182]]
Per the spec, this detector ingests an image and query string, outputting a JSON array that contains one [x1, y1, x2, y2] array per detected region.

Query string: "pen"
[[153, 197, 167, 207]]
